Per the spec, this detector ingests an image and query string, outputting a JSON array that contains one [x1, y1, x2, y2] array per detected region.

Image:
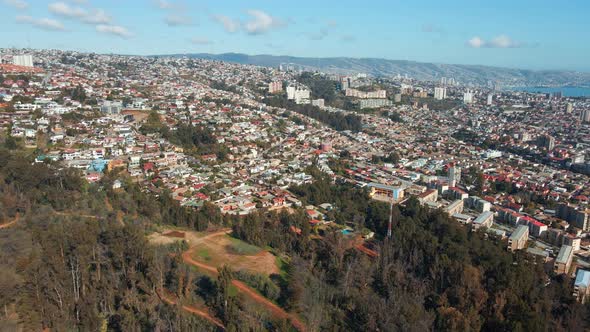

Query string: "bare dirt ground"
[[151, 228, 305, 331], [121, 109, 150, 123], [151, 228, 279, 275], [189, 233, 280, 276]]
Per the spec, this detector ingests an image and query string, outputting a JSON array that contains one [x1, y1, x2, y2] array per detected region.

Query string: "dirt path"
[[53, 211, 100, 219], [158, 290, 225, 330], [182, 249, 219, 274], [232, 280, 305, 331], [181, 230, 306, 331], [355, 243, 378, 258], [0, 213, 19, 229]]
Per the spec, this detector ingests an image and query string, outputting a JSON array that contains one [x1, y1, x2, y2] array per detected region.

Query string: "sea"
[[510, 86, 590, 97]]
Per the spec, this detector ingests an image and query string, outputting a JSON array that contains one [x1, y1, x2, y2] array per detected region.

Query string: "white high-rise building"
[[448, 166, 461, 187], [100, 101, 122, 115], [286, 86, 311, 105], [434, 87, 447, 100], [581, 109, 590, 123], [487, 94, 493, 105], [463, 90, 474, 104], [13, 55, 33, 67], [567, 102, 573, 113]]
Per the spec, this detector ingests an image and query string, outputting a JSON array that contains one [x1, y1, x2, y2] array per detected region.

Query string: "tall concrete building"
[[268, 81, 282, 94], [13, 55, 33, 67], [100, 100, 122, 115], [286, 86, 311, 105], [345, 88, 386, 99], [487, 94, 493, 105], [448, 165, 461, 187], [434, 87, 447, 100], [567, 102, 574, 113], [463, 90, 474, 104], [538, 134, 555, 151], [557, 203, 589, 231], [507, 225, 529, 252], [581, 109, 590, 123], [554, 245, 574, 275]]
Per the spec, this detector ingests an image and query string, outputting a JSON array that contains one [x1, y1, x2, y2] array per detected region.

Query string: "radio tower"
[[387, 195, 394, 238]]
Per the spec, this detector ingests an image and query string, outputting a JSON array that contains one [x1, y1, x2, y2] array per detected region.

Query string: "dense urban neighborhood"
[[2, 48, 590, 331]]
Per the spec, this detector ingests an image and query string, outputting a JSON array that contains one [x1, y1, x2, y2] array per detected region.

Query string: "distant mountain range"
[[156, 52, 590, 88]]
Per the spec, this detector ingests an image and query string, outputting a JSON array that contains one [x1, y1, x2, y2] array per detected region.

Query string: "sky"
[[1, 0, 589, 71]]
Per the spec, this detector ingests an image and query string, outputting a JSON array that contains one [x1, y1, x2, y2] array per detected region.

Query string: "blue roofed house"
[[88, 159, 108, 173], [574, 269, 590, 303]]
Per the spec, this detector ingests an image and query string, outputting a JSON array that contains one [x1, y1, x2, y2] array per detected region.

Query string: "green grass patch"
[[226, 236, 262, 256], [196, 248, 211, 262], [275, 256, 289, 278], [228, 284, 239, 297]]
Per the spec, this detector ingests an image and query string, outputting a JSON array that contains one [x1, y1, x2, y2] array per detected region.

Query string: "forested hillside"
[[233, 173, 590, 331], [0, 148, 270, 331], [1, 147, 589, 331]]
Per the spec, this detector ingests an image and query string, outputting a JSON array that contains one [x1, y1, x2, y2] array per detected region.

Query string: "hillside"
[[157, 52, 590, 87]]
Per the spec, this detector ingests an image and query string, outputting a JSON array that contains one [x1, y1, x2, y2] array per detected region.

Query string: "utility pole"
[[387, 192, 394, 238]]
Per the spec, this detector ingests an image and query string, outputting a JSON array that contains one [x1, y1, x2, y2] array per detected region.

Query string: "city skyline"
[[1, 0, 590, 72]]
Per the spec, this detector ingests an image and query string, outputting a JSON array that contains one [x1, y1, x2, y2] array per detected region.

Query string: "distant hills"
[[156, 52, 590, 88]]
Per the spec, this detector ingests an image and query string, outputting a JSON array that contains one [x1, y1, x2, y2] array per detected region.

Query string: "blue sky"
[[1, 0, 589, 71]]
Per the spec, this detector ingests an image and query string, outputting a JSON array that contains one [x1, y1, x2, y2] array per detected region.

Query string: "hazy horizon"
[[2, 0, 589, 72]]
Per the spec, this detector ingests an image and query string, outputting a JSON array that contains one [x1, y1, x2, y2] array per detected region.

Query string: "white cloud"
[[467, 36, 485, 48], [244, 10, 284, 35], [467, 35, 528, 48], [4, 0, 28, 10], [48, 2, 86, 19], [156, 1, 193, 27], [96, 24, 133, 38], [155, 0, 173, 9], [211, 10, 284, 35], [16, 15, 65, 31], [213, 15, 240, 33], [82, 9, 111, 24], [165, 14, 193, 26], [488, 35, 521, 48], [49, 2, 112, 25], [190, 37, 212, 45]]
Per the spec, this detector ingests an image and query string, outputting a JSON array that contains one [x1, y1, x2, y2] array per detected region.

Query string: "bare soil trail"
[[0, 213, 19, 229], [158, 289, 225, 330], [179, 229, 306, 331]]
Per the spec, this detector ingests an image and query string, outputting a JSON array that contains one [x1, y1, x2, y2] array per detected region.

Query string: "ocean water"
[[511, 86, 590, 97]]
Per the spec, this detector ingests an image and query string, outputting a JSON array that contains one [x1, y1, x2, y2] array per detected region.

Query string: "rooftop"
[[575, 269, 590, 288], [556, 245, 574, 264]]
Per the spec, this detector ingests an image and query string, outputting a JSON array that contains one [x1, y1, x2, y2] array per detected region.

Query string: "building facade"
[[508, 225, 529, 251]]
